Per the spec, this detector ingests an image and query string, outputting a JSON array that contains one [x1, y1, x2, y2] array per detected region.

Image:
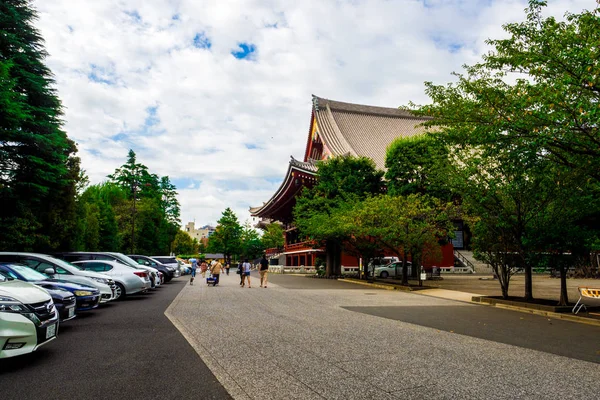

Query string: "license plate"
[[68, 307, 75, 318], [46, 323, 57, 339]]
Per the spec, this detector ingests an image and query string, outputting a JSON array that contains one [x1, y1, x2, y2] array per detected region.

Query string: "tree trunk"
[[522, 259, 533, 301], [325, 240, 335, 277], [558, 264, 569, 306], [333, 242, 342, 276], [401, 256, 409, 286]]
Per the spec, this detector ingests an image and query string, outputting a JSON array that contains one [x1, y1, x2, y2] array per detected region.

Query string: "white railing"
[[269, 265, 317, 274]]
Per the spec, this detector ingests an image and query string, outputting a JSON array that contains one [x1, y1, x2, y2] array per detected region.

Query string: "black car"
[[127, 255, 175, 282]]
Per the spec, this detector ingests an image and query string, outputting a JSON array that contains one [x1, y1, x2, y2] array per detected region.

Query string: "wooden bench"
[[572, 287, 600, 314]]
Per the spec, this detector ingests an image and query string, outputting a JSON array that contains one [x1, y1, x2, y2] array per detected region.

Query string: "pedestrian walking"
[[200, 260, 208, 278], [259, 255, 269, 288], [225, 262, 230, 275], [241, 258, 252, 288], [189, 257, 198, 285], [210, 260, 222, 286], [237, 261, 244, 286]]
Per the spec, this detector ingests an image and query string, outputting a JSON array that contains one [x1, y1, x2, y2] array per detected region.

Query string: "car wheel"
[[380, 271, 389, 279], [115, 283, 126, 300]]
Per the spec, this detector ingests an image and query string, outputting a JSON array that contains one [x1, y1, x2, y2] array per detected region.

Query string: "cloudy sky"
[[33, 0, 592, 227]]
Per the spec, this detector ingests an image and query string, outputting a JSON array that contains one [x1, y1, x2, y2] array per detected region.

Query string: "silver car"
[[72, 260, 150, 300]]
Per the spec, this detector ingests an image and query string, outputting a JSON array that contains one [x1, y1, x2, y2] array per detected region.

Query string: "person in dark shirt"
[[259, 256, 269, 288]]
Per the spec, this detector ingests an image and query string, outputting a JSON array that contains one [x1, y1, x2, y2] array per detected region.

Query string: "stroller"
[[206, 273, 217, 286]]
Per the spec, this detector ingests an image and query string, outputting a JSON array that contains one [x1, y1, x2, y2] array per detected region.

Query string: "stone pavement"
[[166, 272, 600, 400]]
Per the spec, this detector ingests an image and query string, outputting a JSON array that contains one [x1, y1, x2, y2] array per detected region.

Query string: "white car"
[[97, 253, 161, 288], [0, 253, 116, 303], [72, 260, 150, 300], [0, 275, 59, 358], [373, 261, 412, 278]]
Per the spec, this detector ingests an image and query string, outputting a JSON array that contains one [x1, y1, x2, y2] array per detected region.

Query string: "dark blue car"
[[0, 263, 101, 313]]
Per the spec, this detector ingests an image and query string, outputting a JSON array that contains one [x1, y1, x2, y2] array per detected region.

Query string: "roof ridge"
[[312, 94, 430, 119]]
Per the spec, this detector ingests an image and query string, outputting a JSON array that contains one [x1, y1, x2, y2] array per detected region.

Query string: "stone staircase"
[[455, 250, 493, 274]]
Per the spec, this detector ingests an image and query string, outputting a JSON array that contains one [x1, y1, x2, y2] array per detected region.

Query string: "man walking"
[[189, 257, 198, 285], [259, 255, 269, 288], [210, 260, 223, 286]]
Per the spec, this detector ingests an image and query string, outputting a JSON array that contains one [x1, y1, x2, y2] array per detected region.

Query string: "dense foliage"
[[74, 150, 181, 255], [294, 155, 385, 276], [409, 0, 600, 300], [207, 208, 243, 265], [0, 0, 81, 251]]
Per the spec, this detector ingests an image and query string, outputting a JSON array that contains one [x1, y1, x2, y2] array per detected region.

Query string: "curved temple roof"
[[251, 156, 317, 221], [252, 95, 431, 221], [306, 95, 432, 170]]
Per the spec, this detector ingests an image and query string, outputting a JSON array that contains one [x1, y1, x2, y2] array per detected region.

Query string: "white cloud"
[[33, 0, 592, 226]]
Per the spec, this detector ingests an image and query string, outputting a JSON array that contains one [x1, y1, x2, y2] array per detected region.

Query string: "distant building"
[[184, 222, 216, 241]]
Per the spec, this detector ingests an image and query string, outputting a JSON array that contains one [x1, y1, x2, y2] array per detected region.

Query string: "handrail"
[[453, 249, 477, 271]]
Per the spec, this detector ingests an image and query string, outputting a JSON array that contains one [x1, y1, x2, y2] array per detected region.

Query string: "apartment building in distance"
[[184, 222, 216, 242]]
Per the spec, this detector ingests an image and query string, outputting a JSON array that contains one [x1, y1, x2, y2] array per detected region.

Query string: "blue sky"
[[34, 0, 591, 226]]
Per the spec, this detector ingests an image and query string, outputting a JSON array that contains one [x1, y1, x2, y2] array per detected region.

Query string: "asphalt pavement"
[[0, 279, 230, 400], [167, 272, 600, 399]]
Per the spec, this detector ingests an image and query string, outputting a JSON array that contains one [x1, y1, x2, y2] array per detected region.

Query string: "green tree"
[[261, 223, 285, 250], [172, 230, 196, 255], [240, 222, 265, 260], [414, 1, 600, 180], [410, 0, 600, 300], [354, 194, 454, 285], [108, 150, 180, 254], [294, 155, 384, 276], [385, 134, 452, 200], [0, 0, 80, 250], [207, 208, 242, 265]]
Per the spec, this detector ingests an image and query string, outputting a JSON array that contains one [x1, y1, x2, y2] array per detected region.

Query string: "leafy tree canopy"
[[385, 134, 452, 200], [412, 0, 600, 181]]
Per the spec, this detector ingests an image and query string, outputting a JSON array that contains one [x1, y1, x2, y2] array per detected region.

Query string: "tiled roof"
[[311, 95, 431, 170], [290, 156, 318, 173], [249, 156, 317, 219]]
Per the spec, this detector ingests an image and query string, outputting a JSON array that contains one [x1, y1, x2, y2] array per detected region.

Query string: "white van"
[[0, 275, 59, 358]]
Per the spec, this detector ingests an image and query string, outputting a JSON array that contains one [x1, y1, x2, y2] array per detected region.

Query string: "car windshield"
[[153, 257, 176, 264], [10, 264, 49, 281], [110, 253, 142, 267], [47, 256, 82, 271]]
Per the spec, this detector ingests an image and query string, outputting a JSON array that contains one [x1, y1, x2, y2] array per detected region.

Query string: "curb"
[[337, 278, 600, 327], [490, 303, 600, 327], [337, 278, 416, 292]]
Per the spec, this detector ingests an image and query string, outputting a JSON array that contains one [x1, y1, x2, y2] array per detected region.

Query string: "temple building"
[[251, 95, 455, 269]]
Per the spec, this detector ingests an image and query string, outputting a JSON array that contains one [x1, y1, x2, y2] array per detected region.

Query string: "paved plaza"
[[166, 272, 600, 400]]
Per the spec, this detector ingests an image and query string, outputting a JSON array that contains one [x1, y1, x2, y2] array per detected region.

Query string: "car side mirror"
[[44, 268, 55, 275]]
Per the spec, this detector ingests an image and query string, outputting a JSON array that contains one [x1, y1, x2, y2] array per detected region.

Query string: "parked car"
[[0, 253, 116, 303], [0, 263, 100, 313], [152, 256, 187, 275], [0, 275, 59, 359], [127, 255, 180, 281], [373, 261, 412, 278], [72, 260, 150, 300], [53, 252, 161, 289]]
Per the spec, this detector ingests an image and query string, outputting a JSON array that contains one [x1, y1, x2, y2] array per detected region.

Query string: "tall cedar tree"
[[109, 150, 180, 254], [0, 0, 80, 250]]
